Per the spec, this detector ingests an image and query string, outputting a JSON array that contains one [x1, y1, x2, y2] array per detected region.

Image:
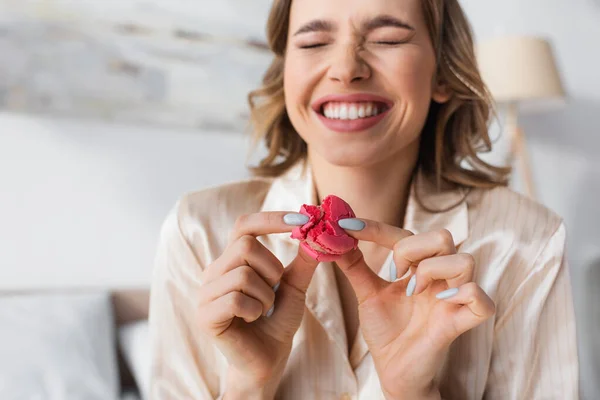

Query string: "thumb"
[[336, 248, 387, 304], [281, 246, 320, 294]]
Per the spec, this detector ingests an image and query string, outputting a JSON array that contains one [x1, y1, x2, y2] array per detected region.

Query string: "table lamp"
[[476, 36, 566, 198]]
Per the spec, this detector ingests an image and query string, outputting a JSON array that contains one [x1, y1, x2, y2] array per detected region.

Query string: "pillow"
[[119, 320, 150, 400], [0, 292, 119, 400]]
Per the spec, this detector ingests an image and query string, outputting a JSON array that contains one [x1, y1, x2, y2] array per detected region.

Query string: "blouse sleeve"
[[148, 200, 224, 400], [485, 223, 579, 399]]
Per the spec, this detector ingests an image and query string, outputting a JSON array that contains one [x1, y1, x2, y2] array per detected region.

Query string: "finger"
[[206, 235, 284, 286], [259, 246, 319, 321], [411, 253, 475, 296], [391, 229, 457, 281], [200, 292, 264, 332], [229, 211, 304, 243], [335, 248, 387, 304], [338, 218, 413, 248], [199, 266, 276, 317], [437, 282, 496, 337], [281, 245, 320, 294]]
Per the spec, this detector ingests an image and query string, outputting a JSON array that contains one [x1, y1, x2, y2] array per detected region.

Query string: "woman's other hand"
[[198, 212, 319, 399], [336, 219, 496, 400]]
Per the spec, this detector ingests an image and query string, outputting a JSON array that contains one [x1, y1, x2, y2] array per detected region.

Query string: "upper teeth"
[[322, 102, 384, 120]]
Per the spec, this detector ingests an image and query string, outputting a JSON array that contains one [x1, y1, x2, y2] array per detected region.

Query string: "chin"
[[311, 141, 386, 168]]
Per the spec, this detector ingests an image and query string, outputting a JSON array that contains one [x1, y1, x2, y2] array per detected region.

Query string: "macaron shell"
[[311, 225, 357, 254], [300, 242, 342, 262]]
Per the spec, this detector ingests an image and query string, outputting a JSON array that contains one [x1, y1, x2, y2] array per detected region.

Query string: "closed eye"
[[373, 41, 406, 46], [299, 43, 328, 49]]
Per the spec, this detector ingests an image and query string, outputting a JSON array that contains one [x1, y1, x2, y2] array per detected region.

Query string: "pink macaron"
[[291, 195, 358, 262]]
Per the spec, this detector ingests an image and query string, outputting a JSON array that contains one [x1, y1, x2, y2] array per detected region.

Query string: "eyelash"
[[299, 41, 405, 49], [374, 41, 404, 46], [299, 43, 327, 49]]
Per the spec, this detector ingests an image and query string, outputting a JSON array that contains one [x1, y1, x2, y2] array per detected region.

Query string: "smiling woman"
[[249, 0, 508, 192], [149, 0, 579, 399]]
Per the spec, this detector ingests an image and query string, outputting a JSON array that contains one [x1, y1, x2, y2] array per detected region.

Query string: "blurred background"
[[0, 0, 598, 399]]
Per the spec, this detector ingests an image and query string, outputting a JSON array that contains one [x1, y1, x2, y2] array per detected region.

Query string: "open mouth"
[[319, 101, 391, 120]]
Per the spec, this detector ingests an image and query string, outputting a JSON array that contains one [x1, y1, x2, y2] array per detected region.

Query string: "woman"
[[149, 0, 579, 398]]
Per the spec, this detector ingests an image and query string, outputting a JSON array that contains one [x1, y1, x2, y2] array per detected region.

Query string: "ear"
[[432, 79, 452, 104]]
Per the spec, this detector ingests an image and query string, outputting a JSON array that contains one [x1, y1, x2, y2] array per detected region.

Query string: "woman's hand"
[[336, 220, 496, 400], [197, 212, 319, 400]]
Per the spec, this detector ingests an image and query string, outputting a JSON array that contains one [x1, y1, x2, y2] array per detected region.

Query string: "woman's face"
[[284, 0, 450, 168]]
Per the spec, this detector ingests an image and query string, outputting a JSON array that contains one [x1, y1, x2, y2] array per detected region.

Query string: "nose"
[[327, 44, 371, 85]]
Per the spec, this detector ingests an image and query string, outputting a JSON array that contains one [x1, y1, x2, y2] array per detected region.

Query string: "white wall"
[[0, 112, 250, 290]]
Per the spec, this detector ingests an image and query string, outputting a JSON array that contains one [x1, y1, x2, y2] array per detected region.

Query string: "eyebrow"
[[293, 14, 415, 37], [364, 15, 415, 32], [293, 19, 334, 36]]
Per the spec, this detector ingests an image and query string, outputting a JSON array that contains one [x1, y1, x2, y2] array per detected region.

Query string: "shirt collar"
[[260, 160, 317, 216]]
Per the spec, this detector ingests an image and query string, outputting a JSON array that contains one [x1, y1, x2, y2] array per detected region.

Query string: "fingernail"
[[284, 213, 309, 226], [436, 288, 459, 300], [399, 269, 412, 281], [273, 281, 280, 293], [338, 218, 366, 231], [406, 275, 417, 297], [389, 261, 397, 282], [266, 304, 275, 318]]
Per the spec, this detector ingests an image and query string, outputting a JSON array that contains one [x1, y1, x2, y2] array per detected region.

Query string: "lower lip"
[[316, 109, 391, 133]]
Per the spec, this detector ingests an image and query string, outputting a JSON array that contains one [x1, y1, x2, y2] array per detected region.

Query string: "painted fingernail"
[[284, 213, 309, 226], [436, 288, 459, 300], [266, 304, 275, 318], [406, 275, 417, 297], [389, 261, 397, 282], [273, 281, 280, 293], [338, 218, 366, 231], [399, 269, 412, 281]]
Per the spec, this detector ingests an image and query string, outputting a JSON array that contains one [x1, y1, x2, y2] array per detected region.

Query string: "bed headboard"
[[112, 289, 150, 391], [112, 289, 150, 325]]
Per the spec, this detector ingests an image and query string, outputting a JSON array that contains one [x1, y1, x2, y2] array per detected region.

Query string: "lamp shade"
[[476, 36, 566, 110]]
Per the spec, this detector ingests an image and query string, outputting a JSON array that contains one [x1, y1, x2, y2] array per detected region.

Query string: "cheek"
[[369, 47, 435, 102], [284, 62, 303, 113], [283, 57, 316, 136], [283, 67, 302, 137], [382, 51, 435, 132]]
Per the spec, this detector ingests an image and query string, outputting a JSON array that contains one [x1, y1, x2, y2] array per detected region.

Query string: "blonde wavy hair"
[[247, 0, 510, 194]]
